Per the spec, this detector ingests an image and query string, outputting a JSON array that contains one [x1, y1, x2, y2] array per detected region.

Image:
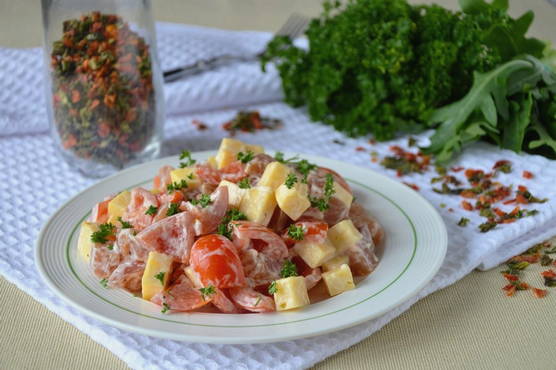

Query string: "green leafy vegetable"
[[90, 223, 115, 244], [190, 194, 213, 208], [145, 205, 158, 216], [166, 203, 180, 216], [285, 173, 298, 189], [287, 224, 304, 241], [154, 272, 165, 285], [280, 260, 298, 278], [199, 285, 216, 300], [179, 150, 196, 168], [261, 0, 544, 141], [424, 56, 556, 162]]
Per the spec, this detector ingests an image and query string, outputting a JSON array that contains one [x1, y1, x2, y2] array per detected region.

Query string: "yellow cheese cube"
[[245, 143, 264, 155], [293, 238, 336, 269], [322, 254, 350, 272], [142, 251, 174, 300], [77, 222, 98, 260], [207, 156, 218, 169], [184, 266, 203, 288], [274, 276, 310, 311], [275, 182, 311, 221], [218, 180, 246, 208], [170, 167, 200, 189], [333, 182, 353, 208], [215, 138, 264, 169], [107, 190, 131, 224], [327, 219, 362, 253], [239, 186, 277, 226], [322, 264, 355, 296], [258, 161, 291, 190]]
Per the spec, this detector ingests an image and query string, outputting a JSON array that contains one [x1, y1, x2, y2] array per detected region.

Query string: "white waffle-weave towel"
[[1, 23, 556, 370]]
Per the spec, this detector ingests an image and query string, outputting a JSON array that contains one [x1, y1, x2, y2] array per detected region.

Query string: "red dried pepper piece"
[[503, 284, 516, 296], [522, 171, 534, 179], [503, 273, 519, 282], [541, 269, 556, 279], [532, 288, 547, 298], [461, 200, 473, 211], [355, 146, 366, 152]]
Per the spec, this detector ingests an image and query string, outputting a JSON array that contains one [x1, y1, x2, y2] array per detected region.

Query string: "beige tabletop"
[[1, 1, 555, 369]]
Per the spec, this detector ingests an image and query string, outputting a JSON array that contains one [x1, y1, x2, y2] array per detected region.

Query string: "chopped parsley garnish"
[[117, 216, 133, 229], [167, 179, 188, 193], [479, 221, 497, 233], [199, 285, 216, 300], [166, 203, 180, 216], [161, 302, 170, 314], [145, 205, 158, 216], [254, 296, 262, 307], [217, 209, 248, 239], [238, 178, 251, 189], [106, 244, 114, 250], [274, 151, 299, 164], [285, 173, 298, 189], [237, 150, 254, 163], [310, 174, 336, 211], [280, 260, 298, 278], [296, 160, 316, 183], [457, 217, 470, 227], [99, 278, 108, 288], [268, 281, 277, 295], [187, 173, 195, 180], [287, 224, 304, 241], [154, 272, 165, 285], [179, 150, 196, 168], [191, 194, 212, 208], [90, 223, 115, 244]]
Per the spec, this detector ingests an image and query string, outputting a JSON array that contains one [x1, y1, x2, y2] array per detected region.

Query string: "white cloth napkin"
[[1, 22, 556, 370]]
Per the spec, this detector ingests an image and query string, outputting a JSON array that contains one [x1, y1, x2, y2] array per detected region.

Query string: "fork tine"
[[276, 13, 309, 39]]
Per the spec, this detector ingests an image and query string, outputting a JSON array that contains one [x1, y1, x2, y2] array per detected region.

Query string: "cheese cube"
[[327, 219, 362, 253], [274, 276, 310, 311], [142, 251, 174, 300], [333, 182, 353, 208], [322, 254, 350, 272], [184, 266, 203, 288], [294, 238, 336, 269], [258, 161, 291, 190], [322, 264, 355, 296], [170, 167, 200, 189], [77, 222, 98, 260], [239, 186, 276, 226], [207, 156, 218, 169], [218, 180, 247, 208], [275, 182, 311, 221], [215, 138, 264, 169], [107, 190, 131, 224]]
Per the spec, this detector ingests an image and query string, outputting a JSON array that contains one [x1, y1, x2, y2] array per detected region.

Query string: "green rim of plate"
[[65, 177, 417, 328]]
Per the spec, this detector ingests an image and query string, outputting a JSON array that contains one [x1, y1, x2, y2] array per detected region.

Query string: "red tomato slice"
[[151, 275, 209, 312], [123, 187, 159, 231], [90, 197, 112, 224], [136, 212, 195, 263], [189, 234, 246, 289], [282, 219, 328, 246], [228, 287, 275, 313]]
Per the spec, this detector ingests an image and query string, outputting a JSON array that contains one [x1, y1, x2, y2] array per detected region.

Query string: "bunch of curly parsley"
[[261, 0, 543, 142]]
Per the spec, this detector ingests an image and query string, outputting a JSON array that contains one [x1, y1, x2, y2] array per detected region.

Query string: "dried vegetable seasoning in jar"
[[45, 8, 163, 175]]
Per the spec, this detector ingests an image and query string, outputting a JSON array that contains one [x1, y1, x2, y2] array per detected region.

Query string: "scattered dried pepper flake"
[[355, 146, 366, 152], [451, 166, 464, 172], [503, 284, 516, 296], [503, 273, 519, 282], [493, 160, 512, 174], [541, 269, 556, 279], [461, 200, 473, 211], [380, 146, 430, 176], [403, 182, 420, 191], [222, 110, 282, 136], [522, 171, 534, 179], [192, 119, 208, 131], [457, 217, 470, 227], [532, 288, 547, 298]]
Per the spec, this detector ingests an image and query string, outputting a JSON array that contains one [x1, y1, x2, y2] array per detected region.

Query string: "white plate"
[[36, 151, 447, 344]]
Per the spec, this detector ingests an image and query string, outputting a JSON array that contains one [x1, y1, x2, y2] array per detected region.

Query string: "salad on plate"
[[78, 138, 384, 313]]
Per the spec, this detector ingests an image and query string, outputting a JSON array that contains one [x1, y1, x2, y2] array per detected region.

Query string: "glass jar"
[[41, 0, 164, 177]]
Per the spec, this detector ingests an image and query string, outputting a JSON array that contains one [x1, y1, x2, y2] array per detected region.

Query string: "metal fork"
[[163, 13, 310, 83]]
